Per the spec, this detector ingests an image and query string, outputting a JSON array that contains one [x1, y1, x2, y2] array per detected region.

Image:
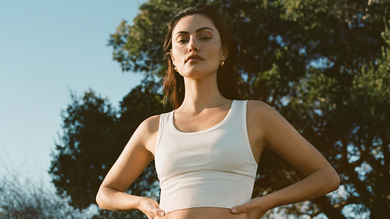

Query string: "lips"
[[186, 54, 203, 62]]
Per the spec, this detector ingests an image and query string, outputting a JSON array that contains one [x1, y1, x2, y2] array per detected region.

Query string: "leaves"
[[50, 80, 166, 210]]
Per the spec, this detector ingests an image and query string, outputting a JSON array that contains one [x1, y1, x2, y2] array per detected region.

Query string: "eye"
[[176, 36, 189, 44], [200, 36, 211, 41], [178, 39, 189, 44]]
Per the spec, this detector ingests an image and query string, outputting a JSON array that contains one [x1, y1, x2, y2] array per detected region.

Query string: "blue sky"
[[0, 0, 146, 186]]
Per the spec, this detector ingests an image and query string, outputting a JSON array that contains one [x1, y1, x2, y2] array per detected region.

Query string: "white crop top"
[[154, 100, 258, 213]]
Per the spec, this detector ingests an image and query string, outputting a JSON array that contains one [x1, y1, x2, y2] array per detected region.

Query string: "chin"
[[180, 66, 218, 78], [180, 70, 217, 79]]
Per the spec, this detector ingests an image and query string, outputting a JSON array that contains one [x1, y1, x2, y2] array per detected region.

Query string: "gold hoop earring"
[[220, 60, 225, 67], [174, 66, 178, 72]]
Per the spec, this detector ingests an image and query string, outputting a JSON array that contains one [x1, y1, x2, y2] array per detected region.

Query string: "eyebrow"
[[174, 27, 215, 36]]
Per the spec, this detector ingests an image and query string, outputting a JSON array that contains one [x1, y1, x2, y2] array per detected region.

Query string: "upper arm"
[[248, 100, 332, 176], [100, 115, 160, 192]]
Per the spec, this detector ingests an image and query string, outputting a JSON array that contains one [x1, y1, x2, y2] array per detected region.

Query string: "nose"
[[188, 37, 199, 52]]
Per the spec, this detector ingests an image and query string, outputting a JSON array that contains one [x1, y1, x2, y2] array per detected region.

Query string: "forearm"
[[96, 186, 142, 211], [261, 167, 340, 210]]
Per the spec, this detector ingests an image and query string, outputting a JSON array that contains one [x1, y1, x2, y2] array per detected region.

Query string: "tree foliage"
[[50, 80, 167, 211], [51, 0, 390, 218]]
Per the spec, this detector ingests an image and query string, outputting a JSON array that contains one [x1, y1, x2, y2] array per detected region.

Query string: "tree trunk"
[[312, 196, 346, 219]]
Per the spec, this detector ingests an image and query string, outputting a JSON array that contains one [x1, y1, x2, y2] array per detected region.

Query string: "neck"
[[178, 75, 230, 113]]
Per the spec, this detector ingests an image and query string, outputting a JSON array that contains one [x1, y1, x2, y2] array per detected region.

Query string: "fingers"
[[231, 203, 247, 214], [231, 201, 267, 219], [151, 207, 166, 217], [139, 197, 166, 218], [146, 207, 165, 219]]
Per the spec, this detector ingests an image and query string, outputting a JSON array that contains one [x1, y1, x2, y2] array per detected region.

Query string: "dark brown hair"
[[163, 5, 240, 109]]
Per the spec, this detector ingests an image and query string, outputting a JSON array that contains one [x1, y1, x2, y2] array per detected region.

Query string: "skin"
[[96, 14, 340, 219]]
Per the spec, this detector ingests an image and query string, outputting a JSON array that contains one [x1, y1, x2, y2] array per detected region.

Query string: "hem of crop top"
[[169, 100, 237, 135], [162, 206, 237, 215]]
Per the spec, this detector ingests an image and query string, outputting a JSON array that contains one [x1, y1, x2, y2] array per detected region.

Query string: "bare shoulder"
[[247, 99, 269, 110], [246, 100, 290, 144], [247, 100, 280, 119], [138, 114, 161, 135], [134, 114, 161, 155], [246, 100, 279, 140]]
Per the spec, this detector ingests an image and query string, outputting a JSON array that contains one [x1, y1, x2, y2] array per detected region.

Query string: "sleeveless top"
[[154, 100, 258, 213]]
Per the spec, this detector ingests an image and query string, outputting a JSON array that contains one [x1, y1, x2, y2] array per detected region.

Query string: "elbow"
[[333, 173, 341, 191], [327, 168, 341, 193], [96, 189, 109, 210], [96, 190, 104, 209]]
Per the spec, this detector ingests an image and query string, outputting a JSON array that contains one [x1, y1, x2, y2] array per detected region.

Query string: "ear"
[[170, 49, 176, 62], [170, 49, 178, 69], [221, 45, 228, 61]]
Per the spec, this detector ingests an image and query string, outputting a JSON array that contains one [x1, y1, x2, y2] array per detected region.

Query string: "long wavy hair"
[[163, 5, 240, 109]]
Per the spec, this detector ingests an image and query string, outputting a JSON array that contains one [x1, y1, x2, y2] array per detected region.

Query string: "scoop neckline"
[[169, 100, 237, 135]]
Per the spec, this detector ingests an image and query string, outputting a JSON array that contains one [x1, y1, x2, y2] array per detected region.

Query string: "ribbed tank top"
[[154, 100, 258, 213]]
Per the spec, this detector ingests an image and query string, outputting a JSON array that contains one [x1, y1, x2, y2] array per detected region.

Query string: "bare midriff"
[[155, 207, 247, 219]]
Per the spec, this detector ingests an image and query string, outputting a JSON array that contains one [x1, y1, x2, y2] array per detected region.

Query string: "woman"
[[96, 5, 340, 219]]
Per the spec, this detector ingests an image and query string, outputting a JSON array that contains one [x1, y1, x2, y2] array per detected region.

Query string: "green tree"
[[51, 0, 390, 218], [50, 79, 166, 212], [50, 89, 119, 209]]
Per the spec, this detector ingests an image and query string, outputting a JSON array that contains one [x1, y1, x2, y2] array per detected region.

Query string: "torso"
[[146, 100, 266, 217]]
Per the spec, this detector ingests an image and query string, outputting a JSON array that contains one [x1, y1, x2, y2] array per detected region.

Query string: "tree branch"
[[312, 196, 346, 219]]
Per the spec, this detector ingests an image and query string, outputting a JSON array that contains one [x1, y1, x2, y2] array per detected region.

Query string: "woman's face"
[[171, 14, 227, 79]]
